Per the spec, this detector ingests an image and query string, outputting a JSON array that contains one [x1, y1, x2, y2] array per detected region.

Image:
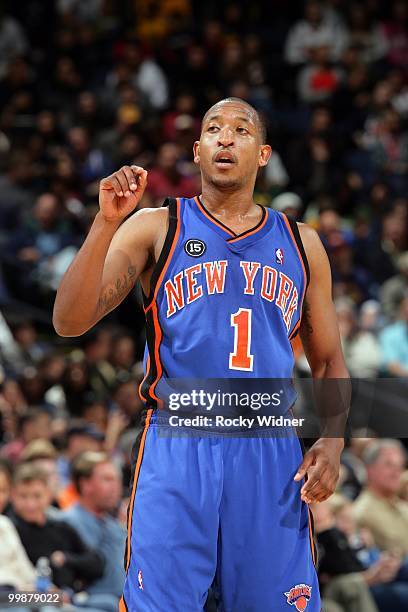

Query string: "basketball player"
[[54, 98, 348, 611]]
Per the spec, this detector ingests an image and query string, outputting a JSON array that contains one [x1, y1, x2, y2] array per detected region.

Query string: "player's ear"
[[193, 141, 200, 164], [258, 144, 272, 167]]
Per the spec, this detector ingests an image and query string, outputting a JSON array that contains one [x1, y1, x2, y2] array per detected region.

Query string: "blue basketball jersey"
[[140, 196, 309, 407]]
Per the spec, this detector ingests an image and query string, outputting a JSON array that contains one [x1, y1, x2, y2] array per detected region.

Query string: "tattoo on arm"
[[97, 265, 136, 315], [303, 299, 313, 335]]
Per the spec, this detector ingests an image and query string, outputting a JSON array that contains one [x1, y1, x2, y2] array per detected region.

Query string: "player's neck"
[[200, 183, 257, 219]]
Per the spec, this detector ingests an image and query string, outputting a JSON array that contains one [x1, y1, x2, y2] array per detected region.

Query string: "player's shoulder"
[[296, 222, 322, 249], [296, 222, 327, 266], [121, 205, 169, 232]]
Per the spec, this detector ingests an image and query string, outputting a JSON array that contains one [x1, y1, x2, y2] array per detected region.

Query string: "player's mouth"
[[213, 150, 236, 168]]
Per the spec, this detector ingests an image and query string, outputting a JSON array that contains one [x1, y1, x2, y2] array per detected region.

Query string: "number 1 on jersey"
[[229, 308, 254, 371]]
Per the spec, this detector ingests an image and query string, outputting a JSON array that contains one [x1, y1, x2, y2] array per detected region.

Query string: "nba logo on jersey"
[[138, 570, 144, 591], [276, 247, 284, 265], [284, 584, 312, 610]]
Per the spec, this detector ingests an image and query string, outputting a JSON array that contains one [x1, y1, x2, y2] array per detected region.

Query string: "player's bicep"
[[299, 227, 343, 372]]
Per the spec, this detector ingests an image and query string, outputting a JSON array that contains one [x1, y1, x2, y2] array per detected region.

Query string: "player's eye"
[[237, 127, 249, 134], [207, 125, 219, 132]]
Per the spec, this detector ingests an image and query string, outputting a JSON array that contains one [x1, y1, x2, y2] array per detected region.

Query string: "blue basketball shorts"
[[120, 409, 320, 612]]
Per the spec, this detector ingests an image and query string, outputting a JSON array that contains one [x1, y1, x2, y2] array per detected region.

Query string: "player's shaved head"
[[202, 98, 267, 143]]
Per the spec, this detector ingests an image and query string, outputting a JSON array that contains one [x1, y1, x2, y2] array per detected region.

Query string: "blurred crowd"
[[0, 0, 407, 610]]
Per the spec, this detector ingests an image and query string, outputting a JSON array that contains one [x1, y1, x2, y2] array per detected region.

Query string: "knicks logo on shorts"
[[284, 584, 312, 610]]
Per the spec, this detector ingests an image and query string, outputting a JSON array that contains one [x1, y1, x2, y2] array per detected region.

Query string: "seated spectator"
[[20, 439, 62, 513], [297, 46, 344, 104], [0, 10, 27, 78], [368, 109, 408, 188], [9, 463, 115, 612], [379, 295, 408, 376], [312, 500, 378, 612], [57, 421, 104, 509], [323, 495, 408, 611], [0, 513, 36, 590], [284, 0, 349, 64], [61, 452, 126, 603], [339, 433, 377, 501], [8, 193, 78, 298], [123, 42, 169, 111], [1, 408, 52, 465], [335, 298, 381, 377], [11, 320, 50, 368], [145, 142, 200, 204], [81, 329, 115, 400], [381, 0, 408, 68], [380, 252, 408, 321], [353, 439, 408, 555], [346, 4, 388, 64]]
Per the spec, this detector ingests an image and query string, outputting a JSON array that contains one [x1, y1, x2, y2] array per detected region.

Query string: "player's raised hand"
[[99, 165, 148, 222], [294, 438, 344, 504]]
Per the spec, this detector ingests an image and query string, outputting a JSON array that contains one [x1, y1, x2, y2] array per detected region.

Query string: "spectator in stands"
[[57, 421, 104, 509], [20, 439, 62, 511], [312, 500, 379, 612], [297, 45, 344, 104], [330, 494, 408, 611], [381, 0, 408, 68], [379, 294, 408, 376], [284, 0, 348, 65], [12, 321, 50, 368], [0, 513, 36, 590], [123, 41, 169, 111], [62, 452, 125, 603], [346, 4, 388, 64], [111, 374, 143, 427], [380, 252, 408, 321], [339, 433, 377, 501], [353, 440, 408, 554], [9, 463, 112, 611], [1, 408, 51, 465], [335, 298, 381, 377], [10, 193, 78, 298], [81, 329, 115, 400], [145, 142, 200, 203], [0, 8, 27, 78]]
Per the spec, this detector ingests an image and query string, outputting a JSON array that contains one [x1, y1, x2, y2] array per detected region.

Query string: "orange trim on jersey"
[[125, 408, 153, 573], [138, 353, 150, 403], [140, 199, 180, 406], [282, 214, 307, 339], [119, 596, 127, 612], [148, 301, 164, 407], [194, 196, 236, 237], [145, 198, 181, 314], [227, 207, 268, 243], [308, 507, 317, 567]]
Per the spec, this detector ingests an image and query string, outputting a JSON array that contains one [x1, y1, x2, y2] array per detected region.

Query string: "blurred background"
[[0, 1, 407, 611]]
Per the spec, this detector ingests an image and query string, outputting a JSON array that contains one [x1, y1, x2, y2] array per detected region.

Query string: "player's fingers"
[[122, 166, 138, 193], [306, 473, 337, 503], [114, 170, 132, 197], [301, 466, 326, 499], [294, 450, 315, 481], [130, 165, 145, 179], [101, 175, 124, 198]]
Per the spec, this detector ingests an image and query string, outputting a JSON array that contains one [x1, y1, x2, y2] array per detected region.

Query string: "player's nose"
[[217, 127, 234, 147]]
